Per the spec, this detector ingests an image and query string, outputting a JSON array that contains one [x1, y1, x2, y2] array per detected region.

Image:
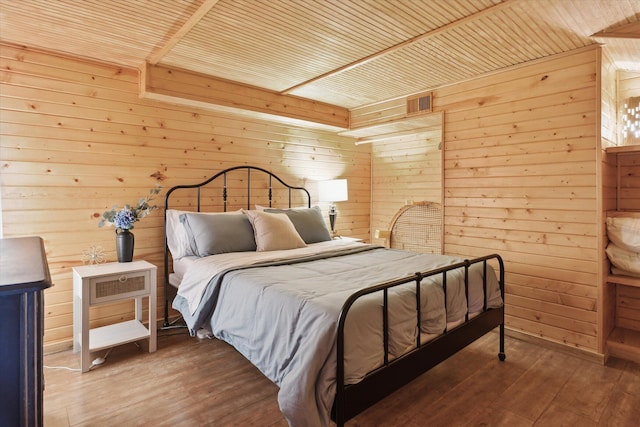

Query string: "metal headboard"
[[162, 165, 311, 327]]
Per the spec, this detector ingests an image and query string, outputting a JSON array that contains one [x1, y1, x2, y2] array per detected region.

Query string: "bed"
[[163, 166, 506, 427]]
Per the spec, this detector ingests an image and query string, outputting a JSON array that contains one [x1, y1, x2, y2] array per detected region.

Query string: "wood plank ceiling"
[[1, 0, 639, 111]]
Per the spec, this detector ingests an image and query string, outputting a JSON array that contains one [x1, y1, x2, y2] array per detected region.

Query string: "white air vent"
[[406, 92, 433, 117]]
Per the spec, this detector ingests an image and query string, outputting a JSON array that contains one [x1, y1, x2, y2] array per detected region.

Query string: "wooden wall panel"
[[443, 49, 601, 354], [369, 125, 442, 245], [601, 50, 617, 146], [617, 152, 640, 211], [359, 48, 603, 355], [0, 43, 370, 352], [618, 286, 640, 331]]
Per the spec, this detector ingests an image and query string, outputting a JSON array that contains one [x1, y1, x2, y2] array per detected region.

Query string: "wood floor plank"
[[534, 402, 598, 427], [597, 389, 640, 427], [550, 358, 625, 422], [471, 407, 534, 427], [495, 350, 577, 422], [43, 329, 640, 426], [617, 361, 640, 396]]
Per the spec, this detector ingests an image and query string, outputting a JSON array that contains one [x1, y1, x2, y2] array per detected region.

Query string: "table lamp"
[[318, 179, 348, 237]]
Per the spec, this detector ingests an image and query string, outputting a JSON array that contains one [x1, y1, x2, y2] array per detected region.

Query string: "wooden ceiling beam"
[[146, 0, 221, 64], [280, 0, 518, 95], [592, 21, 640, 39], [140, 63, 350, 129]]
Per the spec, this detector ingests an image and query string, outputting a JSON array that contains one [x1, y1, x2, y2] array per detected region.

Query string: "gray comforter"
[[172, 244, 502, 427]]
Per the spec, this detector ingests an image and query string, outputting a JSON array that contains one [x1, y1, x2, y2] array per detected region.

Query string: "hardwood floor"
[[43, 329, 640, 426]]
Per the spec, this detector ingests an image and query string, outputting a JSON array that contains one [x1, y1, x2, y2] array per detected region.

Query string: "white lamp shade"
[[318, 179, 348, 202]]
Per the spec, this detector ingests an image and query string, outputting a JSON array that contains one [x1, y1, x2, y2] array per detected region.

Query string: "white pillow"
[[606, 243, 640, 275], [166, 209, 194, 259], [244, 210, 306, 251], [607, 216, 640, 253], [166, 209, 242, 259]]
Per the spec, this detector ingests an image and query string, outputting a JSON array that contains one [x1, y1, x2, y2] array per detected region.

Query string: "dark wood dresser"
[[0, 236, 52, 427]]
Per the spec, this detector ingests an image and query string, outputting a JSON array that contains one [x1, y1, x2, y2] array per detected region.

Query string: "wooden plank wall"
[[369, 124, 442, 245], [354, 48, 603, 355], [600, 50, 619, 353], [617, 152, 640, 211], [600, 51, 617, 147], [618, 284, 640, 332], [0, 43, 370, 352]]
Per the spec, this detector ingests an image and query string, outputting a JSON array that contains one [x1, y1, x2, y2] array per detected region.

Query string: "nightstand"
[[72, 260, 157, 372]]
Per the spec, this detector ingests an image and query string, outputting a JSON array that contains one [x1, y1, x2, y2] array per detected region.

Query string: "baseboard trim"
[[505, 328, 605, 365]]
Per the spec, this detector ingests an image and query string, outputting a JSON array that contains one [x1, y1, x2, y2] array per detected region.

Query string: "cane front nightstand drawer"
[[89, 271, 149, 304]]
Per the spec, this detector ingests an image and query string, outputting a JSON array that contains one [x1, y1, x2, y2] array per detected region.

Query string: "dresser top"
[[0, 236, 52, 291]]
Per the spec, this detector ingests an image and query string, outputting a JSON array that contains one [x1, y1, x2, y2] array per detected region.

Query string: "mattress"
[[169, 255, 198, 287]]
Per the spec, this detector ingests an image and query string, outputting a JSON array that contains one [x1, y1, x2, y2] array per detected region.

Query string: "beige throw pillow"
[[607, 216, 640, 253], [606, 243, 640, 275], [244, 210, 306, 251]]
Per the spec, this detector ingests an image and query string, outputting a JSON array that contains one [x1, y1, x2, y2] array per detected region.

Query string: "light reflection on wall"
[[621, 97, 639, 144]]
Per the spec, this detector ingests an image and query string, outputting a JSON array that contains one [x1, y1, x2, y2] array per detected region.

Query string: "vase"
[[115, 229, 134, 262]]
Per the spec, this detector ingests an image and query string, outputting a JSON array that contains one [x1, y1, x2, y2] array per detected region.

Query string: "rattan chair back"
[[389, 202, 442, 254]]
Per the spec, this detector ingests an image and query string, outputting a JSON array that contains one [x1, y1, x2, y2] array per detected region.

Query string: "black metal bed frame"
[[334, 255, 505, 426], [163, 165, 310, 327], [163, 166, 506, 425]]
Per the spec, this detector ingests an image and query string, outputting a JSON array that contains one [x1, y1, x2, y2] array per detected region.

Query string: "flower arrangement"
[[98, 187, 161, 233]]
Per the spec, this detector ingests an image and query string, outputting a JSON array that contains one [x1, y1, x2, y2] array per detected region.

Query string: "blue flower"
[[98, 187, 161, 233], [113, 208, 137, 230]]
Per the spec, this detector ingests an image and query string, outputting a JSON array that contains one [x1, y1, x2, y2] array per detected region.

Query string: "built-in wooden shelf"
[[607, 210, 640, 218], [607, 274, 640, 288], [607, 327, 640, 364], [604, 145, 640, 364], [605, 144, 640, 154]]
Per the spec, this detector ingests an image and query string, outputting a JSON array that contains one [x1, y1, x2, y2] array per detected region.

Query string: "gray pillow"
[[264, 206, 331, 244], [179, 212, 256, 256]]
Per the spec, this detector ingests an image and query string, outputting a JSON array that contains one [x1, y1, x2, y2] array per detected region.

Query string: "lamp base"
[[329, 209, 336, 232], [328, 207, 340, 239]]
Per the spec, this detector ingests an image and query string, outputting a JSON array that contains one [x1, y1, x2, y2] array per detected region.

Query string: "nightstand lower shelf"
[[88, 320, 150, 352]]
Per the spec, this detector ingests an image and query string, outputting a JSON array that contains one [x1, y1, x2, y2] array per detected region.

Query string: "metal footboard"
[[333, 254, 506, 426]]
